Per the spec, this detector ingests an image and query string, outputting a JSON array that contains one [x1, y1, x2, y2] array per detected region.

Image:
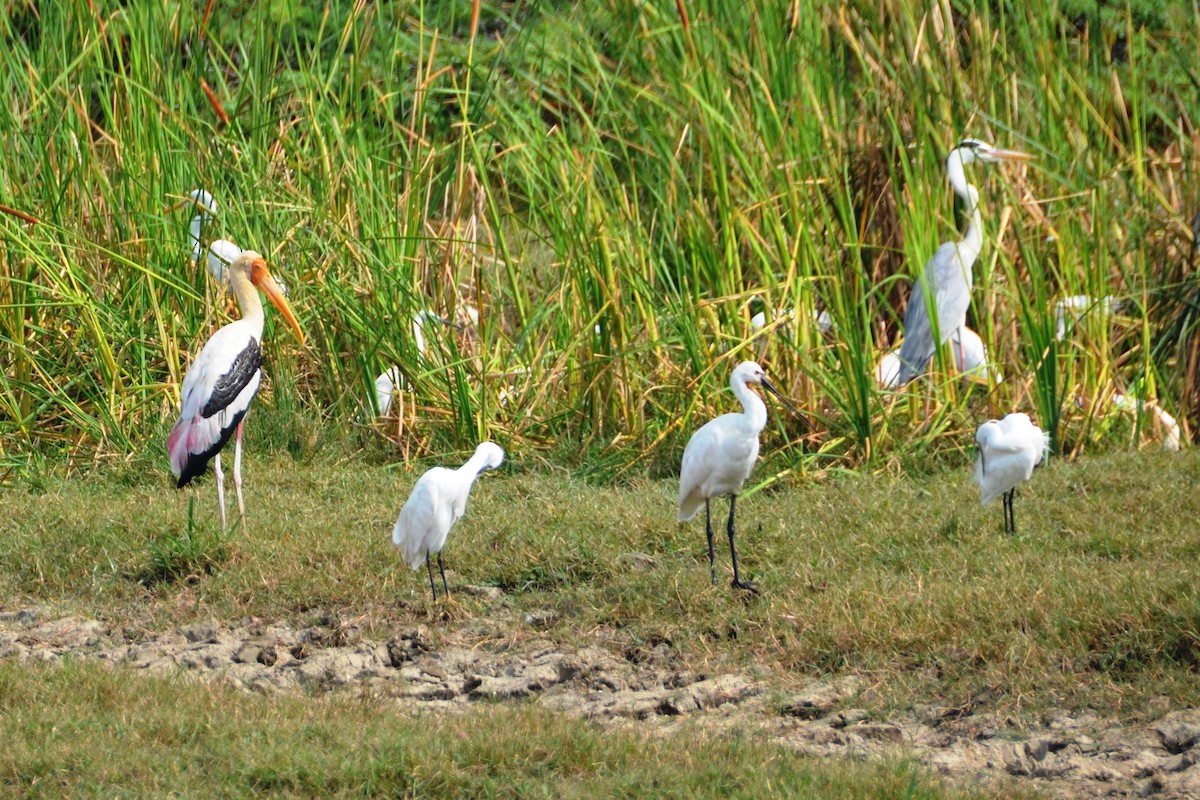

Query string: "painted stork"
[[168, 250, 304, 529]]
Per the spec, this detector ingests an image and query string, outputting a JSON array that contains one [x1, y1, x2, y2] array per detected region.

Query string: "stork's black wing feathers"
[[201, 338, 262, 418]]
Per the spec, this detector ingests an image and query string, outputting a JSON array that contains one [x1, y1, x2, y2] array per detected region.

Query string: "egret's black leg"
[[705, 498, 717, 585], [1008, 488, 1017, 535], [726, 494, 759, 593], [425, 554, 439, 600], [437, 552, 450, 597]]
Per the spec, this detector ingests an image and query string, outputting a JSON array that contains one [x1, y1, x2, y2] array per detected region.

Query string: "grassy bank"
[[0, 660, 1031, 799], [1, 448, 1197, 720]]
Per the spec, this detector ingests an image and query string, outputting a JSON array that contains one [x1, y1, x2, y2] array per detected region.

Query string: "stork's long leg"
[[705, 498, 717, 585], [425, 554, 439, 600], [436, 552, 450, 598], [213, 452, 228, 530], [726, 495, 759, 593], [233, 420, 247, 532]]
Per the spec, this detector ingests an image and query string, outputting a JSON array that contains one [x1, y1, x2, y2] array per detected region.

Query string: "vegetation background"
[[0, 0, 1196, 482]]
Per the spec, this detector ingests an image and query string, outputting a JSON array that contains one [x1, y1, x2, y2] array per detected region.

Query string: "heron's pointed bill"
[[759, 376, 800, 416], [250, 258, 305, 345], [981, 147, 1033, 163]]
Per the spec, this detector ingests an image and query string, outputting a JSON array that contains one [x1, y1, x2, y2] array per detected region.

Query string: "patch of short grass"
[[0, 660, 1026, 799], [0, 449, 1197, 720]]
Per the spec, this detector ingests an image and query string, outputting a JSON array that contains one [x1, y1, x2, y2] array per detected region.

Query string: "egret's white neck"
[[733, 376, 768, 433], [460, 447, 496, 477]]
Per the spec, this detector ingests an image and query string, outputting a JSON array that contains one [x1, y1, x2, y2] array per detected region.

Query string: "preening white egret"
[[973, 412, 1049, 534], [897, 140, 1031, 385], [392, 441, 506, 599], [168, 251, 305, 530], [678, 361, 799, 592]]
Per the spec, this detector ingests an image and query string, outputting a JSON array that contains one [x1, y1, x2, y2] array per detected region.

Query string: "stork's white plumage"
[[392, 441, 505, 600], [168, 251, 304, 530], [973, 412, 1050, 534]]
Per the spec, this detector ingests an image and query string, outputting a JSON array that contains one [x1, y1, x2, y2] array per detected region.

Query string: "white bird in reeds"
[[1054, 295, 1120, 342], [973, 412, 1050, 534], [750, 307, 833, 336], [678, 361, 799, 592], [877, 327, 1000, 388], [1108, 393, 1182, 452], [168, 251, 305, 530], [897, 139, 1031, 385], [374, 309, 458, 416], [181, 189, 244, 286], [392, 441, 505, 600]]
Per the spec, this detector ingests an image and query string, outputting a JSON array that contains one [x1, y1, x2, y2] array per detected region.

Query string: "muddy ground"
[[1, 600, 1198, 799]]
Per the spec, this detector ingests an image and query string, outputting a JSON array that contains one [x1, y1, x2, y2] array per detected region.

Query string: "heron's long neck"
[[946, 153, 984, 281], [229, 270, 266, 337], [733, 379, 768, 433]]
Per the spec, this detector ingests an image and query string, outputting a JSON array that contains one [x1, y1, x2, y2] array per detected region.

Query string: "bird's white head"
[[731, 361, 800, 415], [950, 139, 1033, 168], [473, 441, 505, 473], [231, 251, 305, 345]]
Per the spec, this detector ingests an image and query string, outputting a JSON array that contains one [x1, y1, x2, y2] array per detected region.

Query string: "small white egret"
[[392, 441, 505, 600], [750, 307, 833, 336], [973, 412, 1050, 534], [678, 361, 799, 592], [897, 139, 1031, 385], [168, 252, 305, 530]]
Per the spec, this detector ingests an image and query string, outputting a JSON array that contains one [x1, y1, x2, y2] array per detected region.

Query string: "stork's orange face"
[[249, 256, 305, 345]]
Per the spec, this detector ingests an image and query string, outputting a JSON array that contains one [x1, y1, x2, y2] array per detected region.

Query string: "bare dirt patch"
[[2, 603, 1198, 799]]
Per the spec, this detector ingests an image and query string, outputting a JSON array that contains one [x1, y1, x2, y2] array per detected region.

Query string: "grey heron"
[[897, 140, 1031, 385]]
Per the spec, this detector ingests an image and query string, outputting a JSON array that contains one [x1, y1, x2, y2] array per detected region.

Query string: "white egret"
[[973, 412, 1050, 534], [897, 139, 1031, 385], [392, 441, 505, 599], [750, 307, 833, 336], [678, 361, 799, 592], [168, 252, 305, 530]]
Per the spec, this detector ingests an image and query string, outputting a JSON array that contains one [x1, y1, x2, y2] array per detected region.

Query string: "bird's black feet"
[[732, 578, 760, 594]]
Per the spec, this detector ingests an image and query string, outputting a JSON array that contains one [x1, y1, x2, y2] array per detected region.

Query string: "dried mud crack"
[[2, 605, 1198, 799]]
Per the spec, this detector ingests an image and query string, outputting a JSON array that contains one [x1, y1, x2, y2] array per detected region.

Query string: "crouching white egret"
[[392, 441, 505, 600], [973, 412, 1050, 534], [678, 361, 799, 593]]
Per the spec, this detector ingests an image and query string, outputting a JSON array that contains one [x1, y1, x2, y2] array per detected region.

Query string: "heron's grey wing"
[[897, 242, 970, 384], [897, 266, 935, 384], [928, 242, 972, 342]]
